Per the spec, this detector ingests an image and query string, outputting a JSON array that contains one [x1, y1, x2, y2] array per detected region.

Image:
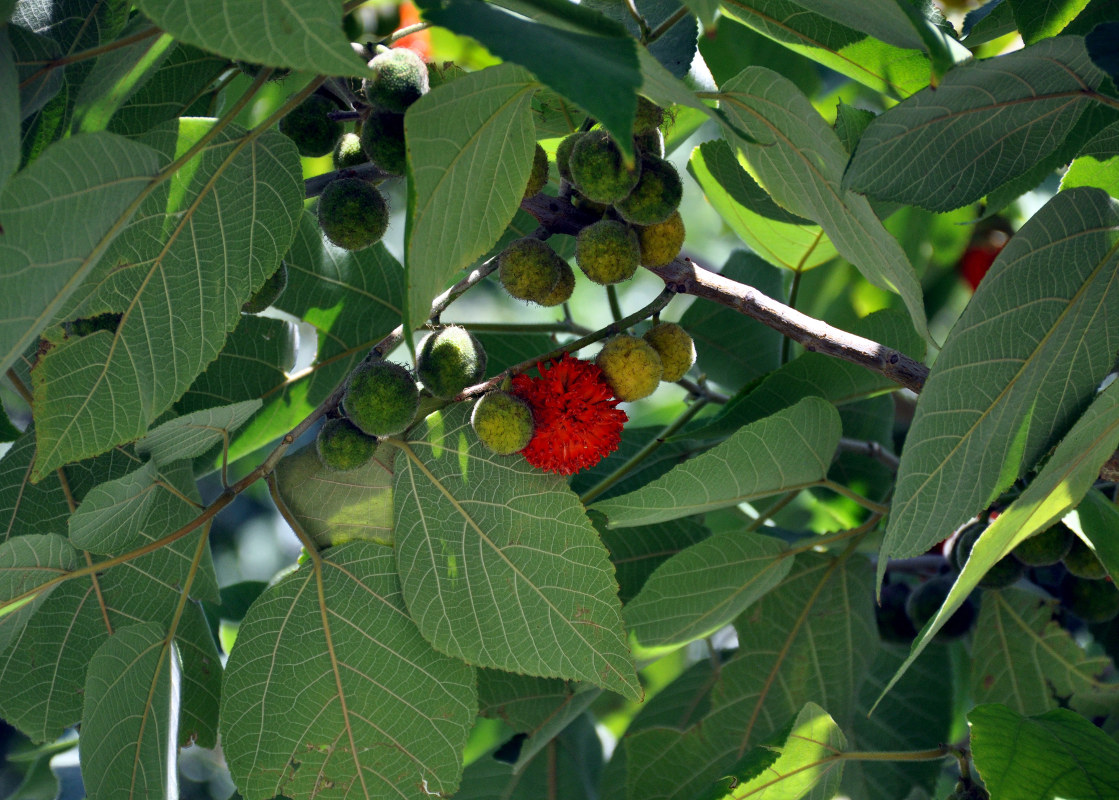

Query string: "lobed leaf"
[[393, 404, 640, 699]]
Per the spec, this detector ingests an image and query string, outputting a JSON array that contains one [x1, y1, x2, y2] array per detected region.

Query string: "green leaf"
[[31, 121, 303, 478], [133, 0, 368, 77], [962, 0, 1017, 46], [883, 188, 1119, 565], [970, 704, 1119, 800], [273, 440, 394, 549], [719, 68, 929, 342], [9, 23, 62, 121], [845, 37, 1109, 212], [136, 399, 261, 465], [0, 26, 19, 194], [678, 250, 786, 390], [778, 0, 965, 59], [220, 542, 477, 799], [1062, 119, 1119, 196], [80, 622, 176, 800], [878, 373, 1119, 703], [1075, 489, 1119, 580], [699, 16, 821, 98], [624, 530, 793, 651], [404, 64, 538, 339], [0, 534, 78, 654], [971, 588, 1119, 717], [625, 554, 877, 800], [708, 702, 846, 800], [719, 0, 933, 98], [598, 516, 711, 604], [592, 397, 842, 528], [0, 131, 160, 378], [584, 0, 698, 80], [416, 0, 640, 155], [1011, 0, 1093, 44], [392, 403, 640, 699]]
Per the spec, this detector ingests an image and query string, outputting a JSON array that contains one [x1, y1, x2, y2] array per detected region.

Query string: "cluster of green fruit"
[[594, 322, 696, 402], [878, 518, 1118, 643], [278, 47, 431, 252]]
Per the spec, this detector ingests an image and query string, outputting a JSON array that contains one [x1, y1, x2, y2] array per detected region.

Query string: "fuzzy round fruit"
[[1060, 574, 1119, 623], [318, 178, 389, 251], [1013, 522, 1074, 567], [539, 261, 575, 307], [471, 391, 535, 455], [635, 128, 664, 158], [1064, 536, 1109, 580], [596, 335, 663, 402], [342, 361, 420, 437], [575, 220, 640, 285], [633, 96, 665, 135], [876, 581, 917, 643], [636, 210, 685, 267], [497, 238, 565, 304], [643, 322, 695, 382], [568, 130, 641, 204], [952, 521, 1024, 589], [524, 143, 549, 198], [416, 326, 487, 398], [363, 47, 429, 112], [614, 156, 682, 225], [333, 132, 368, 170], [279, 94, 343, 158], [242, 261, 288, 313], [316, 417, 376, 471], [555, 132, 586, 183], [905, 576, 977, 640], [359, 110, 406, 175]]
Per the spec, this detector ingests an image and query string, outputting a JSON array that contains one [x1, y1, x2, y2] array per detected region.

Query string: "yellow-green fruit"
[[497, 238, 565, 304], [524, 143, 549, 198], [333, 132, 368, 170], [643, 322, 695, 382], [279, 94, 342, 157], [471, 391, 534, 455], [575, 220, 640, 285], [615, 156, 682, 225], [363, 47, 429, 112], [539, 261, 575, 307], [342, 361, 420, 437], [316, 417, 376, 471], [596, 335, 663, 401], [417, 326, 487, 398], [318, 177, 389, 251], [242, 261, 289, 313], [1064, 536, 1109, 579], [569, 130, 641, 203], [359, 110, 406, 175], [556, 132, 586, 183], [633, 96, 665, 135], [636, 211, 685, 267]]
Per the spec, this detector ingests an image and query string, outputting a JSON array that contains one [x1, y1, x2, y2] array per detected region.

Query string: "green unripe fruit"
[[953, 521, 1025, 589], [633, 96, 665, 135], [318, 177, 389, 251], [575, 220, 640, 285], [571, 191, 610, 215], [342, 361, 420, 437], [333, 132, 368, 170], [876, 581, 917, 643], [279, 94, 343, 158], [471, 391, 535, 455], [1064, 535, 1109, 579], [569, 130, 641, 203], [1059, 573, 1119, 623], [635, 129, 664, 158], [497, 238, 566, 304], [363, 47, 429, 112], [1012, 522, 1074, 567], [316, 417, 376, 471], [524, 143, 549, 198], [596, 335, 663, 402], [614, 156, 682, 225], [556, 132, 586, 183], [539, 261, 575, 307], [359, 110, 406, 175], [417, 326, 487, 399], [905, 576, 977, 640], [637, 210, 685, 267], [643, 322, 695, 382], [242, 261, 289, 313]]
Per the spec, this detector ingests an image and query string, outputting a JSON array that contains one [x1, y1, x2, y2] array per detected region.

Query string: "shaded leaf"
[[592, 397, 842, 528], [0, 534, 78, 654], [598, 516, 711, 604], [393, 403, 640, 699], [220, 541, 477, 800], [0, 26, 18, 194], [1075, 489, 1119, 580], [137, 399, 261, 465]]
